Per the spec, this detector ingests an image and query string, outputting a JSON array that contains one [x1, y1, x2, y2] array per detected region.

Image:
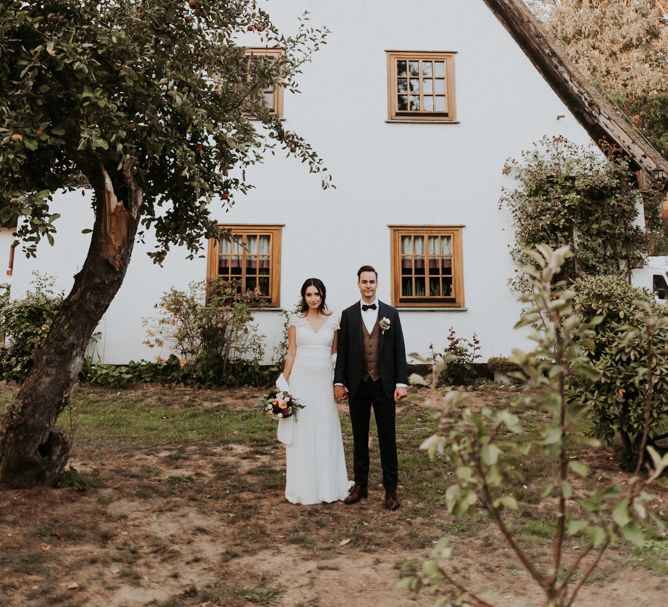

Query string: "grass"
[[0, 381, 666, 607]]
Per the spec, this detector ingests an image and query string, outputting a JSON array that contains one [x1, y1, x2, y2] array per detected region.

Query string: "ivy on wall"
[[500, 136, 647, 290]]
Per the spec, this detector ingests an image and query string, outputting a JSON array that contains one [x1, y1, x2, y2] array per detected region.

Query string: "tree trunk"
[[0, 162, 143, 488]]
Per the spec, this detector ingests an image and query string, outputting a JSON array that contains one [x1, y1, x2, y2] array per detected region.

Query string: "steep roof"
[[482, 0, 668, 189]]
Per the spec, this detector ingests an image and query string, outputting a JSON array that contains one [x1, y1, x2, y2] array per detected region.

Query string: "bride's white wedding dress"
[[284, 313, 351, 504]]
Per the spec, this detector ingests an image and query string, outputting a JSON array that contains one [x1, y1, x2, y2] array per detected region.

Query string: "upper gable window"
[[386, 51, 457, 123], [243, 48, 284, 118]]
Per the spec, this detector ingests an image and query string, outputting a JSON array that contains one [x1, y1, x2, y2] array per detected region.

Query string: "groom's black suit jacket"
[[334, 301, 408, 401]]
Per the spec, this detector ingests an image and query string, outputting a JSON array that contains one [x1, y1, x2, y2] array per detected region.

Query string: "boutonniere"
[[379, 317, 391, 334]]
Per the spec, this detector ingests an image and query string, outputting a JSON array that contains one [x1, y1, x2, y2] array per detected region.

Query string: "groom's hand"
[[334, 385, 348, 402], [394, 387, 408, 401]]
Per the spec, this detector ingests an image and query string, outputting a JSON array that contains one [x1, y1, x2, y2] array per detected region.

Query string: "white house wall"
[[12, 0, 598, 364]]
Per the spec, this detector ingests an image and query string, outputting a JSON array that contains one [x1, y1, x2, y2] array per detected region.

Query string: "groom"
[[334, 265, 408, 510]]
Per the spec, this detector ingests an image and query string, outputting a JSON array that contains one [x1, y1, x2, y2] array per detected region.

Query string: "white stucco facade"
[[10, 0, 599, 364]]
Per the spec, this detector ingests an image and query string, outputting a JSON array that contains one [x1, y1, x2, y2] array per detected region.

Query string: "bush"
[[0, 274, 63, 382], [501, 136, 646, 291], [436, 328, 481, 386], [572, 275, 668, 468], [143, 279, 267, 386]]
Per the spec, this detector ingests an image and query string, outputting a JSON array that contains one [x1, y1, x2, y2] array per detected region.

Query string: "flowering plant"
[[379, 316, 391, 334], [257, 390, 304, 420]]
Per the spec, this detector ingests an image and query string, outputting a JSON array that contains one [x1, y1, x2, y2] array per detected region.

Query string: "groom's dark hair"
[[357, 265, 377, 279]]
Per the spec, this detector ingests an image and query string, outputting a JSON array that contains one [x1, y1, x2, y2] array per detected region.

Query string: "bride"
[[280, 278, 351, 504]]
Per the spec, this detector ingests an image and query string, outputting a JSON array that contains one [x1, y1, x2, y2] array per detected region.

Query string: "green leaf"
[[23, 138, 38, 151], [542, 426, 562, 445], [612, 499, 630, 528], [481, 444, 501, 466], [588, 526, 607, 548], [568, 461, 589, 477], [493, 495, 518, 510], [567, 519, 589, 536], [561, 481, 573, 499], [619, 523, 644, 545]]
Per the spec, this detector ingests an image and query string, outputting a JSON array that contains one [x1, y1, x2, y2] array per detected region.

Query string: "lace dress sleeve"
[[332, 312, 340, 331], [287, 313, 299, 328]]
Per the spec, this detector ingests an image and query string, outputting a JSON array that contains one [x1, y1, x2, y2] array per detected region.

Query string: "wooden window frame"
[[386, 51, 457, 123], [243, 48, 285, 119], [207, 224, 283, 308], [390, 225, 464, 308]]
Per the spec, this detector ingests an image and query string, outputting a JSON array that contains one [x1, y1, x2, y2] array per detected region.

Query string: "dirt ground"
[[0, 385, 666, 607]]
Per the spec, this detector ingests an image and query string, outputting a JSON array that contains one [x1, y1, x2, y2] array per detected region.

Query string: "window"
[[386, 51, 457, 122], [207, 225, 283, 307], [243, 48, 284, 118], [390, 226, 464, 307]]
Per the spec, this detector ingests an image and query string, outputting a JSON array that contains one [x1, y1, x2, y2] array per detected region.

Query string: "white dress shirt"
[[360, 299, 379, 335]]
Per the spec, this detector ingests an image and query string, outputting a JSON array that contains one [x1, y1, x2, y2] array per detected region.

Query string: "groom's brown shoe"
[[344, 484, 368, 505], [384, 489, 400, 511]]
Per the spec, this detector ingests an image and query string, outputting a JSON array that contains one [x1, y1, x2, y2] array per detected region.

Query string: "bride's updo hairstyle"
[[299, 278, 331, 315]]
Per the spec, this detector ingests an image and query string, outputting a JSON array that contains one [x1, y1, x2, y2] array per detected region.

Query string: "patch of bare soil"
[[0, 387, 666, 607]]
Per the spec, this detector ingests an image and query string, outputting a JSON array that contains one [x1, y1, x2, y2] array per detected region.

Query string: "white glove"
[[276, 373, 290, 392]]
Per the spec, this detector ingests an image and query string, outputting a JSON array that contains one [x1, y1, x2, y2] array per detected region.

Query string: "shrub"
[[404, 246, 667, 606], [501, 136, 646, 291], [144, 279, 266, 386], [436, 328, 481, 386], [0, 274, 63, 382], [572, 274, 668, 468]]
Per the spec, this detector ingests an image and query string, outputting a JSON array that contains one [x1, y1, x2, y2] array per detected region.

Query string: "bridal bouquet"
[[258, 390, 304, 420]]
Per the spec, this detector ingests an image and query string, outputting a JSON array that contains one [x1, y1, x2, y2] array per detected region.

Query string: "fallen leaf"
[[338, 538, 351, 546], [66, 582, 79, 590]]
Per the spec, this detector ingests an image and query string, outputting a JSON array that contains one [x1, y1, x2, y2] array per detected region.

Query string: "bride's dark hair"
[[298, 278, 331, 315]]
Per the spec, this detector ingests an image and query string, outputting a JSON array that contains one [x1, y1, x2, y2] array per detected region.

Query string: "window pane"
[[409, 96, 420, 111], [413, 236, 424, 254], [442, 257, 452, 273], [220, 238, 231, 254], [246, 235, 258, 254], [263, 92, 274, 109], [401, 235, 412, 254], [434, 79, 446, 95], [402, 277, 413, 296], [441, 236, 452, 255], [401, 256, 412, 275], [409, 78, 420, 93], [423, 79, 433, 94], [397, 78, 407, 93], [429, 277, 441, 296], [443, 276, 453, 296], [408, 61, 419, 76], [258, 277, 270, 296], [422, 61, 432, 76], [258, 235, 270, 253], [435, 96, 446, 111], [434, 61, 445, 77], [258, 255, 270, 274], [397, 60, 407, 76], [423, 97, 434, 111], [398, 95, 408, 111], [414, 277, 425, 296], [246, 276, 257, 292]]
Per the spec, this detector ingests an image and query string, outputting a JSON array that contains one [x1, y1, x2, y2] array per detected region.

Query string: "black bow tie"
[[362, 303, 377, 311]]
